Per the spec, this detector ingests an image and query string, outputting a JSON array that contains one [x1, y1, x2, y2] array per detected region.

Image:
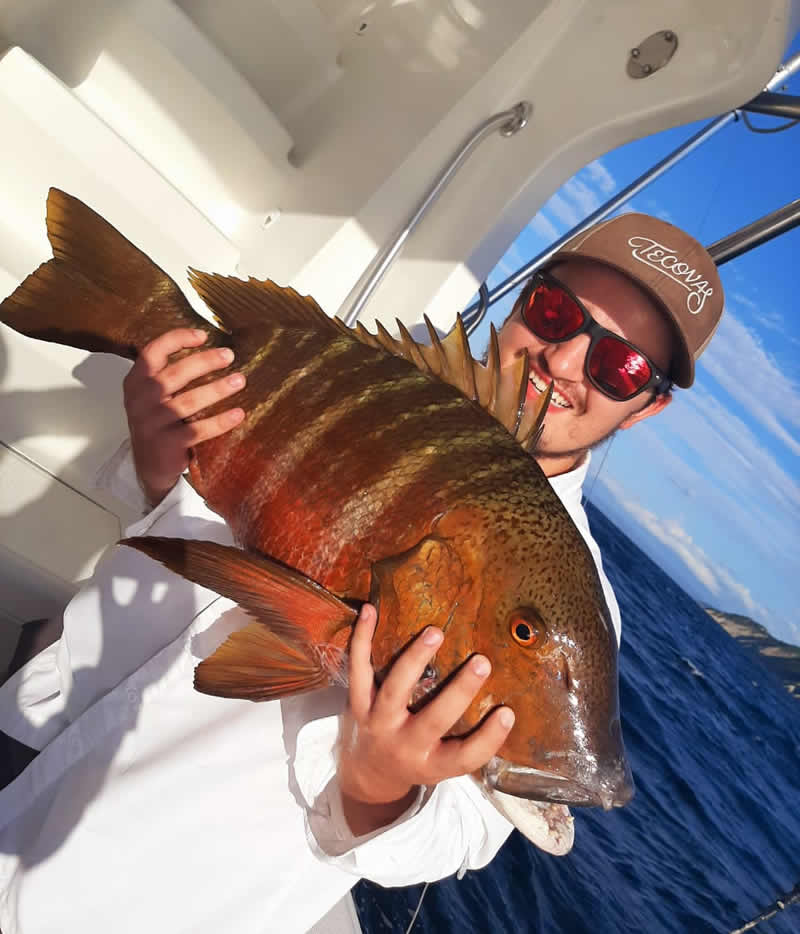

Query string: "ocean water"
[[353, 504, 800, 934]]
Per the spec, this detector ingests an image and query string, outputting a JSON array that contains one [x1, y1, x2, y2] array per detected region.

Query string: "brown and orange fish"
[[0, 190, 634, 852]]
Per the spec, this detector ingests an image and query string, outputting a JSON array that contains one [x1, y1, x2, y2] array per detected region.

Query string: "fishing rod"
[[728, 881, 800, 933]]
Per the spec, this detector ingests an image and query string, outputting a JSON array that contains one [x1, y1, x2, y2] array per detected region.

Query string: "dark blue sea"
[[353, 504, 800, 934]]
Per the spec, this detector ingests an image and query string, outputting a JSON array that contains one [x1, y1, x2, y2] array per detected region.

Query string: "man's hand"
[[337, 605, 515, 836], [123, 329, 246, 507]]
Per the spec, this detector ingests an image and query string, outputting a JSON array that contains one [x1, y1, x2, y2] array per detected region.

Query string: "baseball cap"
[[545, 213, 724, 387]]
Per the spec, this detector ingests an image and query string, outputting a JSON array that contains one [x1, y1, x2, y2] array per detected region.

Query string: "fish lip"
[[483, 756, 635, 811]]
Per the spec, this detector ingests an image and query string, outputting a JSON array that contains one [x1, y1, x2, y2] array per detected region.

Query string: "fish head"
[[370, 505, 634, 812], [469, 513, 634, 811]]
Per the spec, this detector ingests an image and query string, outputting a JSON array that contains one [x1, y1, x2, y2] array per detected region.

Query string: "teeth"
[[530, 370, 570, 408]]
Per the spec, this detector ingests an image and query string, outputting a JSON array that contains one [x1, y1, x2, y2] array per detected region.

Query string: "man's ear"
[[619, 391, 672, 430]]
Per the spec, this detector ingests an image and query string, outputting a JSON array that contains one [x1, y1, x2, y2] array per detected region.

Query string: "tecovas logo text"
[[627, 237, 713, 314]]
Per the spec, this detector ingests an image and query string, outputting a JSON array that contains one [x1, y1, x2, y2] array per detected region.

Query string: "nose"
[[542, 333, 590, 381]]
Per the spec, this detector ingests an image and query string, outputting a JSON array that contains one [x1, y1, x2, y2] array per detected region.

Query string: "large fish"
[[0, 190, 634, 853]]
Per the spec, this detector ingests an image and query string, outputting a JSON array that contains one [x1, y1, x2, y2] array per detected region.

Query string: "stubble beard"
[[533, 423, 618, 469]]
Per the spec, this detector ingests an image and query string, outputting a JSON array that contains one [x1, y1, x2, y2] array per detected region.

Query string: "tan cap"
[[546, 213, 724, 387]]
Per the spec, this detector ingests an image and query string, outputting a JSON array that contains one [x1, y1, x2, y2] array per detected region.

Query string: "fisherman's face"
[[497, 259, 674, 477]]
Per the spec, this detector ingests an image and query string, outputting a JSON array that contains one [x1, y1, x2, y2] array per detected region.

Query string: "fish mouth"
[[482, 754, 635, 812]]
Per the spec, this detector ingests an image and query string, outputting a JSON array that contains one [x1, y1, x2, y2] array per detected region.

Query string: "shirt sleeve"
[[293, 715, 512, 886], [94, 438, 154, 515]]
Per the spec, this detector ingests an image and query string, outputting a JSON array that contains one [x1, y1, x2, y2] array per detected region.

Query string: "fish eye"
[[509, 610, 545, 647]]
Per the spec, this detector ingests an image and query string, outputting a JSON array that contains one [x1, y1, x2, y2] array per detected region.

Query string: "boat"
[[1, 2, 799, 929]]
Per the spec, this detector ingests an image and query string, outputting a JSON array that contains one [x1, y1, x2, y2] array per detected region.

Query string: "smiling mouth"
[[529, 368, 571, 409]]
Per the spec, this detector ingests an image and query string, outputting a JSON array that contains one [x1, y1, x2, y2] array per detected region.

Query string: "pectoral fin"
[[120, 536, 357, 700]]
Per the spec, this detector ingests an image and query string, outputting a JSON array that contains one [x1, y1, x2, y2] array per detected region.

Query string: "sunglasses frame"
[[520, 271, 671, 402]]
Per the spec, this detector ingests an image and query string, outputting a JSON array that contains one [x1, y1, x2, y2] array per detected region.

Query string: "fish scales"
[[195, 320, 532, 599], [0, 189, 635, 834]]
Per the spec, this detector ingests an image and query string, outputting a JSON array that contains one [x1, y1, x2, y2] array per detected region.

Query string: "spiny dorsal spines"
[[332, 309, 547, 453], [484, 325, 501, 413], [375, 319, 400, 355], [423, 315, 447, 379], [519, 380, 552, 451], [451, 315, 478, 402], [395, 318, 429, 373]]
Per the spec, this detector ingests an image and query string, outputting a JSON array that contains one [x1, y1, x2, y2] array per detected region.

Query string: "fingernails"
[[227, 373, 245, 388], [192, 329, 207, 341], [226, 408, 245, 425], [423, 627, 443, 646], [498, 708, 515, 729], [471, 655, 491, 677], [219, 348, 234, 363]]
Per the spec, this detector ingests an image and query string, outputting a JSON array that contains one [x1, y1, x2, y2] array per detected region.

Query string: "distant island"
[[706, 607, 800, 700]]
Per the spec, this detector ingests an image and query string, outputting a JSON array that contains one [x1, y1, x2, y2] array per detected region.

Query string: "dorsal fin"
[[184, 273, 549, 452], [188, 271, 339, 336], [340, 310, 549, 451]]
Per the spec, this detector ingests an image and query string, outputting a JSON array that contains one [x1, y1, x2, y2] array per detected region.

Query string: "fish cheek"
[[368, 535, 480, 677], [483, 645, 574, 765]]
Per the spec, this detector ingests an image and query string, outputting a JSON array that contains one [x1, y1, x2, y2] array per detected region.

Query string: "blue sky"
[[469, 35, 800, 647]]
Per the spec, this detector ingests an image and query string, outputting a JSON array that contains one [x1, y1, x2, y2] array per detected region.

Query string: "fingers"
[[158, 372, 245, 425], [176, 407, 246, 446], [348, 604, 378, 721], [136, 328, 210, 375], [156, 347, 236, 399], [411, 654, 492, 742], [370, 627, 443, 723], [435, 706, 515, 777], [124, 328, 246, 428], [122, 328, 248, 507]]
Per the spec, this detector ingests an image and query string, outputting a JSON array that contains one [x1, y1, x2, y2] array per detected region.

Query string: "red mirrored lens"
[[589, 336, 652, 399], [524, 284, 585, 340]]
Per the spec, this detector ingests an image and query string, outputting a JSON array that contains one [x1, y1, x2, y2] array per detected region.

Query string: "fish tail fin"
[[119, 536, 357, 701], [0, 189, 212, 359]]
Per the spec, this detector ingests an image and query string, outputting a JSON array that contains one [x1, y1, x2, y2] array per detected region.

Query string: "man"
[[0, 213, 722, 933]]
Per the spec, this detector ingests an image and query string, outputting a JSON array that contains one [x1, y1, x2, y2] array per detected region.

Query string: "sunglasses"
[[520, 272, 671, 402]]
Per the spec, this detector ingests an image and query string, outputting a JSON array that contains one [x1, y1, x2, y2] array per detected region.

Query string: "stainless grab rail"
[[461, 52, 800, 335], [339, 101, 532, 327], [706, 199, 800, 266]]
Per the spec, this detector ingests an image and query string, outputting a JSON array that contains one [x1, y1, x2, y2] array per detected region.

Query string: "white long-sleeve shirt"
[[0, 447, 620, 934]]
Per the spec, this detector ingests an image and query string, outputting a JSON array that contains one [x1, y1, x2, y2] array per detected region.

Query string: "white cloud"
[[642, 197, 675, 224], [601, 477, 717, 592], [599, 473, 771, 621], [562, 177, 602, 216], [730, 290, 796, 342], [526, 212, 560, 243], [590, 387, 800, 643], [698, 308, 800, 454], [585, 160, 616, 195], [547, 192, 581, 229], [729, 291, 759, 312]]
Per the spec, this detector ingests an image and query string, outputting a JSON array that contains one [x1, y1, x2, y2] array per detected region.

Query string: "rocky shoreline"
[[705, 607, 800, 700]]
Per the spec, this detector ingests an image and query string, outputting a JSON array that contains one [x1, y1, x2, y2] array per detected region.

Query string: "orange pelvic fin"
[[195, 622, 329, 701], [120, 536, 358, 700]]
